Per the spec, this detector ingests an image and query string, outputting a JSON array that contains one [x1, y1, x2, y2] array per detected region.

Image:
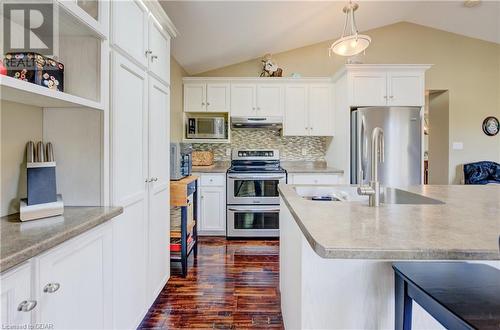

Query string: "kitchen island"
[[278, 184, 500, 329]]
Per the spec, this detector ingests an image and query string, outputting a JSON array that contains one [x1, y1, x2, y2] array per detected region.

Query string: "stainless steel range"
[[226, 149, 286, 238]]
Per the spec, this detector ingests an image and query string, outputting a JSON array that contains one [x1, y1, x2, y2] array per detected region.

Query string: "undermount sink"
[[294, 185, 444, 205]]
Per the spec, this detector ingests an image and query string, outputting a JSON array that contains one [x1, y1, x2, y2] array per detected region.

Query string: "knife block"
[[27, 162, 57, 205]]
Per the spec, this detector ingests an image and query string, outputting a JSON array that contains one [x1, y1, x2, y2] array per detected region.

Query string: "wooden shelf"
[[0, 75, 103, 110]]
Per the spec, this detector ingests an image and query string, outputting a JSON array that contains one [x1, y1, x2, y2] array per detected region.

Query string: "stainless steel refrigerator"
[[351, 107, 422, 188]]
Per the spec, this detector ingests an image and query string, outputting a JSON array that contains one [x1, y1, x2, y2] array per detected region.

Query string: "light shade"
[[330, 34, 371, 57]]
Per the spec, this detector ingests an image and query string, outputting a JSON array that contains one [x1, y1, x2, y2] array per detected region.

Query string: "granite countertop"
[[279, 184, 500, 260], [281, 161, 344, 174], [192, 161, 230, 173], [1, 206, 123, 272]]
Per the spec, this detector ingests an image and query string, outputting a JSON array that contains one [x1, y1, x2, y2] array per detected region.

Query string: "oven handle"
[[228, 207, 280, 212], [227, 175, 286, 180]]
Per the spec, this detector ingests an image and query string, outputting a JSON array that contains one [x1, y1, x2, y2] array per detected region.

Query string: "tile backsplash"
[[192, 129, 327, 161]]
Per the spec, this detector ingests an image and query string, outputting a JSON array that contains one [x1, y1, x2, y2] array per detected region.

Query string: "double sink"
[[295, 185, 444, 205]]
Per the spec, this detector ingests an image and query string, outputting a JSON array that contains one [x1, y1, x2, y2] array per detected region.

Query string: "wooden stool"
[[392, 262, 500, 330]]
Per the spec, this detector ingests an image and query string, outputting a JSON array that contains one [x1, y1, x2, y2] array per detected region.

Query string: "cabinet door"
[[309, 84, 333, 136], [184, 83, 206, 112], [257, 84, 284, 117], [387, 72, 424, 106], [349, 72, 387, 106], [37, 224, 113, 330], [111, 52, 148, 329], [206, 83, 230, 112], [111, 0, 148, 67], [200, 186, 225, 232], [289, 174, 341, 185], [230, 84, 256, 117], [284, 84, 309, 136], [1, 263, 33, 326], [148, 16, 171, 85], [147, 77, 170, 301]]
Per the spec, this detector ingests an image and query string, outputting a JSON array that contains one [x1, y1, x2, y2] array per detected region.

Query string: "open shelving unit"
[[1, 0, 111, 216]]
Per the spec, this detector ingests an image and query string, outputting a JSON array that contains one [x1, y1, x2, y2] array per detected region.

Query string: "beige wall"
[[198, 22, 500, 184], [428, 91, 450, 185], [1, 101, 43, 216], [170, 56, 187, 142]]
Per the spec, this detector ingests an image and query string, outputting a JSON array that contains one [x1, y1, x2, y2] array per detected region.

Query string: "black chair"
[[393, 262, 500, 330], [463, 161, 500, 184]]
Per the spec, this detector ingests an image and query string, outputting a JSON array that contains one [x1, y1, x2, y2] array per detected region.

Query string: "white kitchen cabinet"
[[284, 84, 309, 136], [1, 263, 34, 326], [194, 173, 226, 235], [111, 0, 148, 67], [111, 51, 164, 328], [284, 84, 334, 136], [147, 77, 170, 301], [230, 83, 255, 116], [184, 83, 230, 112], [230, 83, 283, 117], [148, 16, 171, 85], [288, 173, 342, 185], [37, 224, 113, 330], [387, 72, 424, 106], [347, 66, 427, 107]]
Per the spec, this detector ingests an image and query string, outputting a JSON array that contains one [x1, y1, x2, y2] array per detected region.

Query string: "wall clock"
[[482, 116, 499, 136]]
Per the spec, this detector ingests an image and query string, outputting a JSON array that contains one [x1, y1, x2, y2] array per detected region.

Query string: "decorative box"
[[4, 52, 64, 91]]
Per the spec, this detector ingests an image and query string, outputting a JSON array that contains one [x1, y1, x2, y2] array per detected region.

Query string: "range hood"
[[231, 116, 283, 129]]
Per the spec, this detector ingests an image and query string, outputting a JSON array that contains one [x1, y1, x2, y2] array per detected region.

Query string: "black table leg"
[[395, 273, 413, 330]]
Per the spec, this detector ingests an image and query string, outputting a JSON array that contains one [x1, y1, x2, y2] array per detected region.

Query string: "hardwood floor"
[[138, 237, 283, 329]]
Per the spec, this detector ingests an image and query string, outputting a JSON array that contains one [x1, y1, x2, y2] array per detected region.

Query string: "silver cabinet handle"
[[389, 95, 394, 99], [43, 283, 60, 293], [202, 102, 205, 106], [145, 50, 152, 56], [17, 300, 37, 312], [151, 55, 158, 61], [206, 102, 210, 106], [153, 177, 158, 182]]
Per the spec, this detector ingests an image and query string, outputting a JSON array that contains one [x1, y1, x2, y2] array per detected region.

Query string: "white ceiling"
[[160, 1, 500, 75]]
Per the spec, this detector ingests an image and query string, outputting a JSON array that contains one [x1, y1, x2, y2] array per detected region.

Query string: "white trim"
[[143, 0, 179, 38]]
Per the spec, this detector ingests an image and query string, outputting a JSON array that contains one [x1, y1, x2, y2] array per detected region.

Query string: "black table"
[[392, 262, 500, 330]]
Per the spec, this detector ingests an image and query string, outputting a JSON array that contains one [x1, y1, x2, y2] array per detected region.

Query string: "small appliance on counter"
[[226, 149, 286, 238], [20, 141, 64, 221], [170, 143, 192, 180], [186, 116, 226, 139], [192, 151, 214, 166], [4, 53, 64, 91]]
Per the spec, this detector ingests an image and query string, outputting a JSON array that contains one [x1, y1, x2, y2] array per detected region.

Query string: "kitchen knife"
[[26, 141, 35, 163], [36, 141, 45, 162], [46, 142, 55, 162]]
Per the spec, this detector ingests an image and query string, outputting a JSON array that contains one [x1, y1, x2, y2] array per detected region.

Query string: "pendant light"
[[329, 1, 371, 57]]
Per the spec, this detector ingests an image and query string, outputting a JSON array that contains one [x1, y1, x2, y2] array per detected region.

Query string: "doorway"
[[424, 90, 450, 184]]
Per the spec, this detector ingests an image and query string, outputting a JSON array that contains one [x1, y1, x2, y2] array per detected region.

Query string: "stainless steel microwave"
[[186, 117, 226, 139]]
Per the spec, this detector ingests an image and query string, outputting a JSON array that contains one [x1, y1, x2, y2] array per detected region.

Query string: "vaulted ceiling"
[[160, 1, 500, 75]]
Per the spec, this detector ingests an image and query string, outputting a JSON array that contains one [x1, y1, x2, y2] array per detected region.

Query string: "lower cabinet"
[[37, 223, 113, 329], [1, 263, 33, 326], [288, 173, 343, 185], [194, 173, 226, 236]]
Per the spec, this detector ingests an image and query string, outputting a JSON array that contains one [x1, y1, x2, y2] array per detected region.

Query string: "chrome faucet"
[[357, 127, 384, 206]]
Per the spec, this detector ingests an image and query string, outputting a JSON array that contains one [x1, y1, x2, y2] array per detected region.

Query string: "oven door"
[[227, 173, 286, 205], [227, 205, 280, 237]]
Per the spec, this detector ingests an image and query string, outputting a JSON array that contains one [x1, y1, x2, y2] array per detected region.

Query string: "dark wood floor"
[[138, 237, 283, 329]]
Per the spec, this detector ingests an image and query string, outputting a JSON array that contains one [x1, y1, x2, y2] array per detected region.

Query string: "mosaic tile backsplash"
[[192, 129, 328, 161]]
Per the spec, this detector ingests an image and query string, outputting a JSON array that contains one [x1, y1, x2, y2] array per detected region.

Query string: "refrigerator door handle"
[[360, 115, 368, 182]]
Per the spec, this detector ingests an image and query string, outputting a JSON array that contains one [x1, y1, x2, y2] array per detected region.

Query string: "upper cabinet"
[[230, 83, 283, 117], [346, 65, 430, 107], [111, 0, 175, 85], [284, 83, 333, 136], [184, 82, 230, 112]]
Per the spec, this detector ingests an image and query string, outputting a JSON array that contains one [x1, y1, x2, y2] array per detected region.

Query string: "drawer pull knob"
[[17, 300, 37, 312], [43, 283, 60, 293]]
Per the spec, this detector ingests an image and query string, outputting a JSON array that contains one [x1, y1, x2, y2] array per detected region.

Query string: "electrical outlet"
[[226, 148, 231, 156], [301, 148, 307, 156]]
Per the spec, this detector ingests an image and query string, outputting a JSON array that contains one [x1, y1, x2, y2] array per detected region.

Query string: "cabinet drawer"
[[200, 174, 225, 187], [290, 174, 341, 185]]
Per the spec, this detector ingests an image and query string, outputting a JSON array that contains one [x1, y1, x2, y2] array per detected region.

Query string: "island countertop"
[[1, 206, 123, 272], [279, 184, 500, 260]]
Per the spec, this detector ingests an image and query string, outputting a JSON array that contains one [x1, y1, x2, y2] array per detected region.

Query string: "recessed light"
[[464, 0, 481, 8]]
